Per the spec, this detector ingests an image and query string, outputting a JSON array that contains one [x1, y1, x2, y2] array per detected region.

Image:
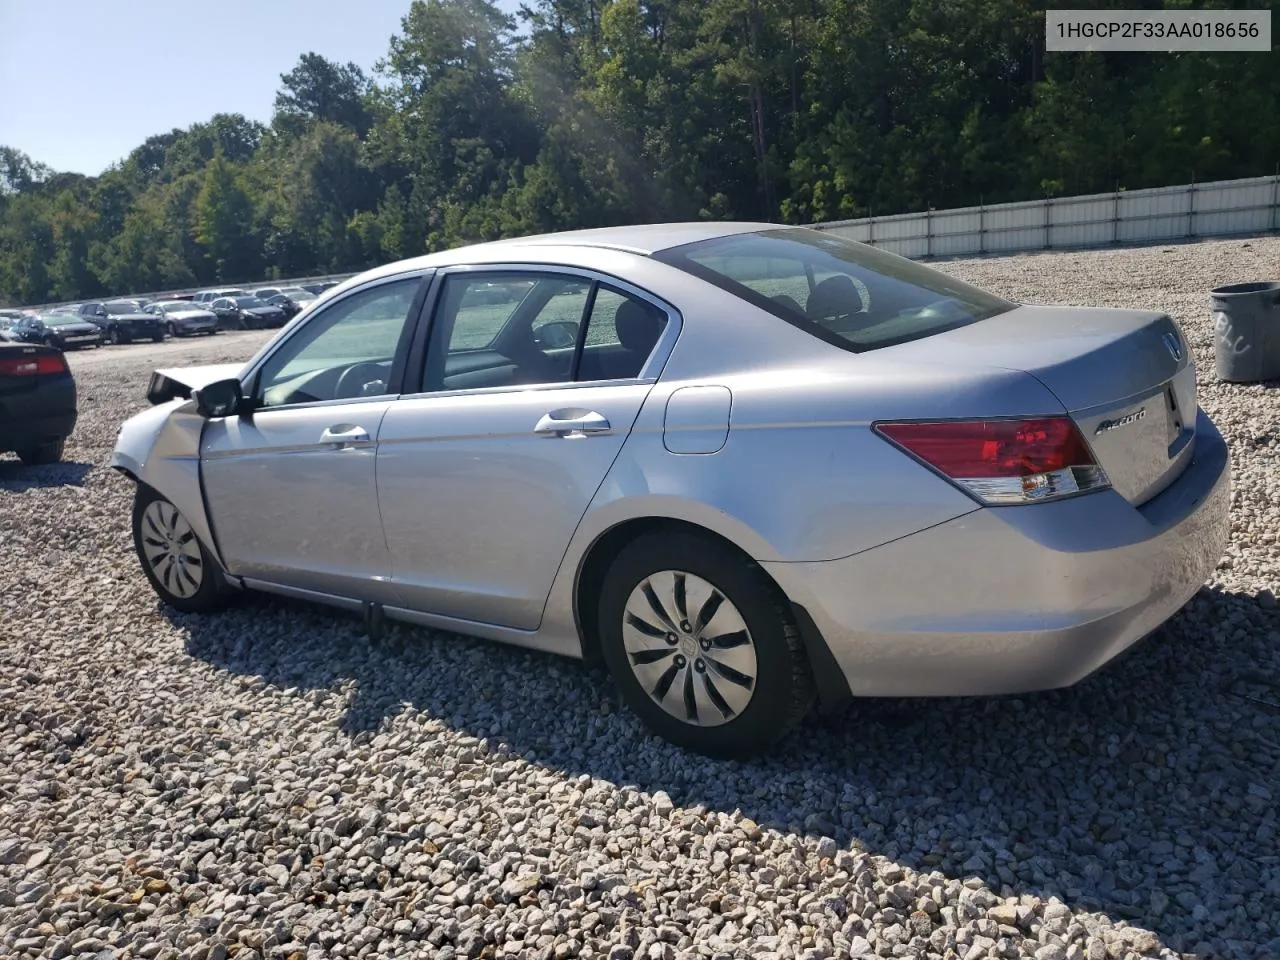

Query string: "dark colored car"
[[12, 313, 105, 350], [209, 296, 286, 330], [263, 293, 305, 319], [78, 300, 166, 344], [300, 281, 339, 296], [0, 340, 77, 464]]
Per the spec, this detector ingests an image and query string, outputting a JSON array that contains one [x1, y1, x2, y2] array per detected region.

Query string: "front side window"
[[255, 276, 421, 408], [655, 228, 1013, 352], [422, 272, 669, 392]]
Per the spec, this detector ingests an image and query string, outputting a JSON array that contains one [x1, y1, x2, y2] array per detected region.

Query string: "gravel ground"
[[2, 236, 1279, 960]]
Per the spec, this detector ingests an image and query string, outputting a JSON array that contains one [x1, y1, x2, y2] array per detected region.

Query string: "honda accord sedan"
[[144, 300, 220, 337], [110, 223, 1230, 756]]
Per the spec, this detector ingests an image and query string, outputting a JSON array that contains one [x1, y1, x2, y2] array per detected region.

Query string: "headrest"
[[615, 299, 666, 355], [806, 274, 864, 321]]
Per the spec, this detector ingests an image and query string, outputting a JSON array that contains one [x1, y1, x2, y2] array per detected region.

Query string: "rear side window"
[[654, 228, 1013, 352]]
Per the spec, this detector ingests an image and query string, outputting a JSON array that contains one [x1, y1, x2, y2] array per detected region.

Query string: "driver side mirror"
[[535, 320, 580, 350], [192, 378, 244, 418]]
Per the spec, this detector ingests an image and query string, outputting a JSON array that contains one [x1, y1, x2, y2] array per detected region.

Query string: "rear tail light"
[[874, 417, 1110, 505], [0, 352, 68, 377]]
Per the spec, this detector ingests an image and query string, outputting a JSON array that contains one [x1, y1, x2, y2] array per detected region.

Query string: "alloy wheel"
[[621, 570, 758, 727], [139, 500, 204, 599]]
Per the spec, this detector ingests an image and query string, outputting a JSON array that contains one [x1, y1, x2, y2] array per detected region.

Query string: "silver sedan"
[[111, 223, 1231, 756], [144, 300, 220, 337]]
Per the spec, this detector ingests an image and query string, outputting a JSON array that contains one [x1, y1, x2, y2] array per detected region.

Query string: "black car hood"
[[106, 313, 157, 322], [245, 306, 283, 314], [48, 323, 100, 334]]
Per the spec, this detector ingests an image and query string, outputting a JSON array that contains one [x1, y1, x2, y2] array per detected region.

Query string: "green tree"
[[193, 154, 260, 282]]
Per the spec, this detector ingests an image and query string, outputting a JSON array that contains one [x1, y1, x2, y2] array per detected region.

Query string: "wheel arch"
[[571, 516, 852, 712]]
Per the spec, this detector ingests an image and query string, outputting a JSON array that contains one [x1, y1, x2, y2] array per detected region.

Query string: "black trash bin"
[[1210, 281, 1280, 383]]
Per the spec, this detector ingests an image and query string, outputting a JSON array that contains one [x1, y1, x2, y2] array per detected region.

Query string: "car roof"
[[339, 221, 790, 291]]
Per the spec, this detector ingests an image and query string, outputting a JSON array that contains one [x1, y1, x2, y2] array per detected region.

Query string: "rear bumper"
[[764, 408, 1232, 698], [0, 382, 77, 452]]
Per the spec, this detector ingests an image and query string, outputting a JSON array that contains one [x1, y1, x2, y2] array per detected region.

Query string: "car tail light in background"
[[874, 417, 1110, 505], [0, 352, 68, 377]]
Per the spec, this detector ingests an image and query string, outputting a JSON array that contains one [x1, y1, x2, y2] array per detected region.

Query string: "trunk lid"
[[886, 304, 1196, 505]]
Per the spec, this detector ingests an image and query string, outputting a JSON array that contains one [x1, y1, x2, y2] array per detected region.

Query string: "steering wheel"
[[334, 361, 389, 399]]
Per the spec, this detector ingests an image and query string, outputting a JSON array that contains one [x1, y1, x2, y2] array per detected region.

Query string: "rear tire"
[[131, 487, 226, 614], [16, 438, 64, 465], [167, 322, 179, 338], [597, 532, 815, 758], [152, 333, 164, 342], [109, 327, 122, 345]]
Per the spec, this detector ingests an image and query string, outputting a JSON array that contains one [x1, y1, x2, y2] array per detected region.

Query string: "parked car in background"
[[193, 289, 248, 306], [261, 292, 303, 319], [78, 300, 165, 344], [110, 222, 1230, 756], [300, 281, 339, 296], [143, 300, 220, 337], [12, 313, 105, 350], [0, 339, 77, 465], [209, 295, 287, 330], [277, 286, 318, 304], [0, 310, 25, 341], [249, 287, 283, 301]]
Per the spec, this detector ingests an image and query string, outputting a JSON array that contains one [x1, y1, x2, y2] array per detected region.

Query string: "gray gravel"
[[3, 236, 1279, 960]]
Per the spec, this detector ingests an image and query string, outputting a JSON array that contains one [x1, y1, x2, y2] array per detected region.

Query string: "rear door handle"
[[533, 410, 612, 436], [319, 424, 371, 448]]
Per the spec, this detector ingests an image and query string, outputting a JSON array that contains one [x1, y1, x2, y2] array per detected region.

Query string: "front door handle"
[[319, 424, 371, 448], [533, 410, 612, 437]]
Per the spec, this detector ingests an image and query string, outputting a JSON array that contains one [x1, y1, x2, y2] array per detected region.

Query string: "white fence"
[[811, 174, 1280, 258]]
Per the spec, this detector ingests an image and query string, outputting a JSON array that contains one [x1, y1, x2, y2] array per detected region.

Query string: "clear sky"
[[0, 0, 523, 177]]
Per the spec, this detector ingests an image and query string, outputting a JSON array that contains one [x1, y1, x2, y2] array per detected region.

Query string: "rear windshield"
[[654, 228, 1013, 352], [104, 301, 141, 314]]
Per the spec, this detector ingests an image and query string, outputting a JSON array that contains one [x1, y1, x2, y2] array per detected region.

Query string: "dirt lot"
[[2, 238, 1279, 960]]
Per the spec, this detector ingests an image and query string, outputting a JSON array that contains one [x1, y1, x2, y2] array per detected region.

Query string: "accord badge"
[[1095, 407, 1146, 435]]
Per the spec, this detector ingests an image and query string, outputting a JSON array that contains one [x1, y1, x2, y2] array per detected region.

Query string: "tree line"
[[2, 0, 1278, 307]]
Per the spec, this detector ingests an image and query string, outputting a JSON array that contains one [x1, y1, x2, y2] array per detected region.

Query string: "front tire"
[[132, 488, 226, 614], [597, 532, 815, 757], [16, 438, 64, 465]]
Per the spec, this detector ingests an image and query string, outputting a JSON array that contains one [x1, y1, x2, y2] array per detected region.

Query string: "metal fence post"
[[979, 198, 986, 255], [1112, 185, 1120, 246], [1272, 168, 1279, 233], [1187, 179, 1196, 238], [868, 207, 875, 246], [926, 208, 932, 257], [1044, 197, 1052, 250]]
